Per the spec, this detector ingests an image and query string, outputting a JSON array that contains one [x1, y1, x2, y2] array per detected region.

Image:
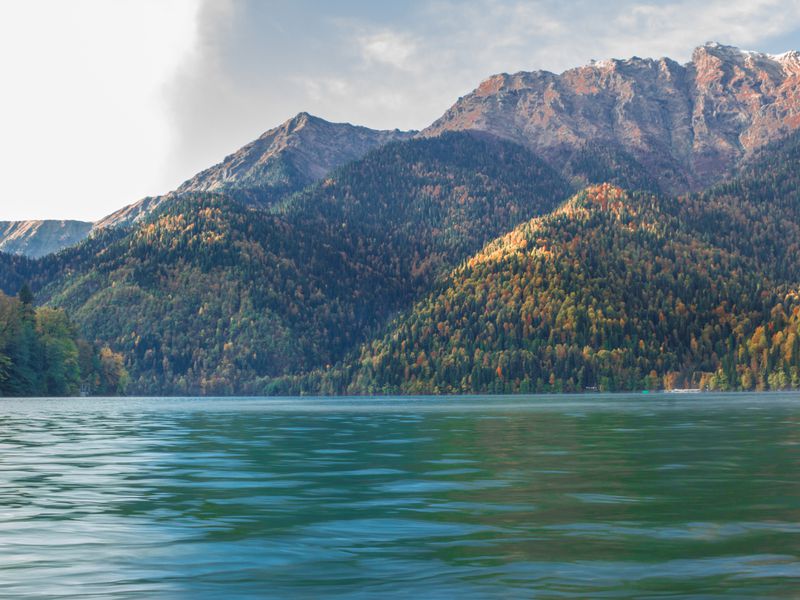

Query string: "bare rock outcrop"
[[423, 42, 800, 192]]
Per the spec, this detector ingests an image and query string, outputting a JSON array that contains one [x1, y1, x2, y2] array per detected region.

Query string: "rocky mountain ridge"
[[4, 114, 414, 256], [5, 42, 800, 258], [94, 113, 414, 231], [0, 220, 93, 259], [177, 112, 414, 195], [422, 42, 800, 192]]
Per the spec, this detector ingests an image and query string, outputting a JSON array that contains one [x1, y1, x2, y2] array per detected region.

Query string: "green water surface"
[[2, 393, 800, 598]]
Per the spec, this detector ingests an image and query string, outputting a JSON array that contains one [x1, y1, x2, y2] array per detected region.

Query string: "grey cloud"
[[158, 0, 800, 193]]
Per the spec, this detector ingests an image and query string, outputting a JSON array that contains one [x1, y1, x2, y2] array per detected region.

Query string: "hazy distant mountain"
[[0, 220, 92, 259], [423, 42, 800, 192], [95, 113, 414, 230]]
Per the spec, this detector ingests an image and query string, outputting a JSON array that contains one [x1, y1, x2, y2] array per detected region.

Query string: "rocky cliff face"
[[423, 42, 800, 192], [95, 113, 415, 230], [0, 220, 93, 258]]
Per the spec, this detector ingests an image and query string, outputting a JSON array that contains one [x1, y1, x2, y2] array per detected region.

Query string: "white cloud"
[[0, 0, 200, 220], [294, 76, 353, 102], [357, 31, 419, 71], [605, 0, 800, 59]]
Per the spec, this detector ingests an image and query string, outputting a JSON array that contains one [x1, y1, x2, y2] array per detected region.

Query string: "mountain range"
[[0, 220, 93, 258], [3, 114, 413, 257], [2, 42, 800, 395], [425, 42, 800, 192]]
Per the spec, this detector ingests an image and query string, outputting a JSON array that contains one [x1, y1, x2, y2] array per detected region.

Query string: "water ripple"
[[1, 394, 800, 597]]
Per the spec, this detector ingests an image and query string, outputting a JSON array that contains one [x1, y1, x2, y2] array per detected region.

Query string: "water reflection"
[[1, 394, 800, 597]]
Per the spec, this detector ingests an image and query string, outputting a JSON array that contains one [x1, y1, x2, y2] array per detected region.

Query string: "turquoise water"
[[2, 393, 800, 598]]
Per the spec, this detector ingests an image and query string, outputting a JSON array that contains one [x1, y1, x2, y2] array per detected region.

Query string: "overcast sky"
[[2, 0, 800, 221]]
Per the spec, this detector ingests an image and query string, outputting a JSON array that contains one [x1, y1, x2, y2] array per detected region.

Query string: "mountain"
[[423, 42, 800, 193], [4, 42, 800, 396], [92, 195, 170, 231], [0, 220, 93, 259], [292, 181, 798, 395], [32, 132, 568, 394], [94, 113, 414, 230], [178, 112, 414, 197], [0, 113, 413, 258], [663, 128, 800, 284], [11, 43, 799, 253]]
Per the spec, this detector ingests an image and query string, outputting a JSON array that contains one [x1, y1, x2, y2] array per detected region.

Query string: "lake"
[[2, 393, 800, 598]]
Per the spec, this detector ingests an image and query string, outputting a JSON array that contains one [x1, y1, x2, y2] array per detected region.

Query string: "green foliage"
[[0, 290, 125, 396], [281, 183, 800, 394], [667, 130, 800, 284], [214, 154, 311, 208], [0, 252, 34, 296], [563, 144, 662, 194], [23, 132, 569, 394], [4, 128, 800, 396]]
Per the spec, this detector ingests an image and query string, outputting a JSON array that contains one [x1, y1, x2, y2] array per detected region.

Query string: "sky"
[[2, 0, 800, 221]]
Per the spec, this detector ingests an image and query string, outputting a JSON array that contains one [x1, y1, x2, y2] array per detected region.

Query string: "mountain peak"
[[692, 41, 800, 70], [696, 40, 738, 53], [285, 111, 318, 131], [691, 41, 741, 64], [423, 42, 800, 194], [170, 113, 414, 200]]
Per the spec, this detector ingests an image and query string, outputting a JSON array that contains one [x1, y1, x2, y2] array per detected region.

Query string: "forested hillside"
[[276, 182, 800, 395], [0, 288, 127, 396], [562, 144, 662, 194], [24, 133, 569, 394], [666, 130, 800, 284]]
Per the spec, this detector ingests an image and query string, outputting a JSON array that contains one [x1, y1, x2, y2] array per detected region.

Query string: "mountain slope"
[[5, 42, 800, 395], [0, 220, 93, 258], [94, 113, 414, 230], [178, 112, 414, 197], [35, 132, 570, 394], [26, 113, 412, 256], [286, 183, 798, 394], [423, 42, 800, 193], [665, 128, 800, 284]]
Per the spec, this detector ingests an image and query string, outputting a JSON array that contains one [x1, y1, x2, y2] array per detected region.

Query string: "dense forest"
[[561, 143, 663, 195], [666, 131, 800, 285], [2, 128, 800, 396], [276, 184, 798, 394], [0, 287, 127, 396], [19, 133, 570, 394]]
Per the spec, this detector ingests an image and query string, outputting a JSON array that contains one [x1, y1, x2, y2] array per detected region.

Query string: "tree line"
[[0, 286, 127, 396]]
